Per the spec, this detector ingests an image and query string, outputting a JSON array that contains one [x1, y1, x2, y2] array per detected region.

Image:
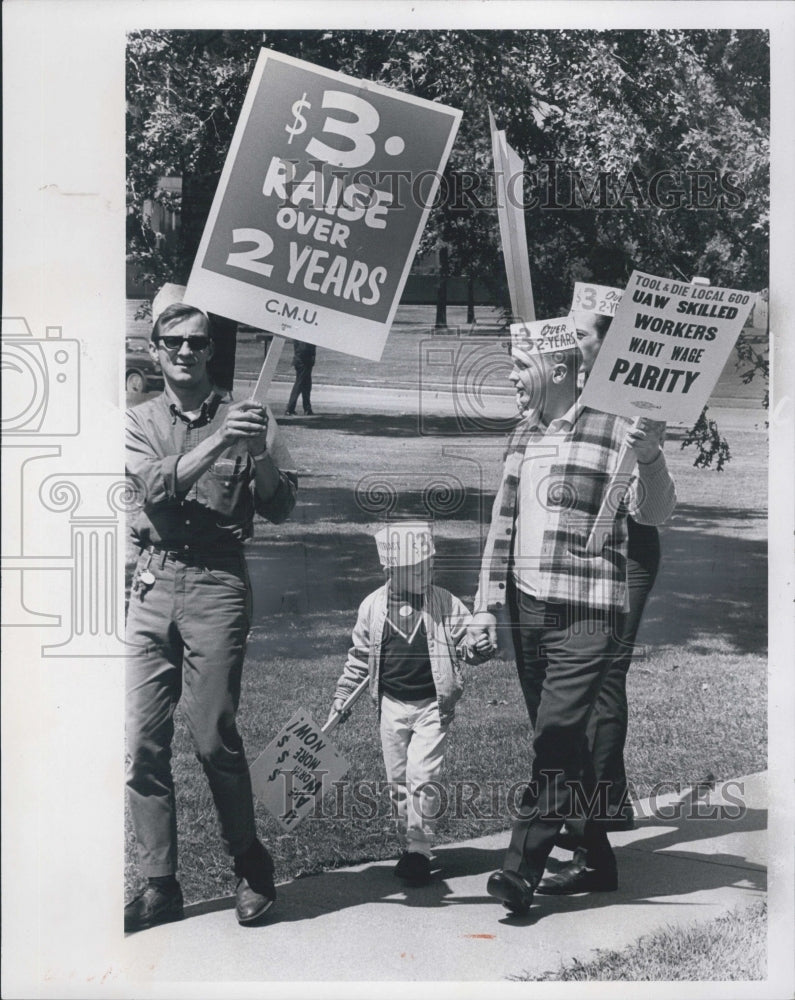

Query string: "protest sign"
[[250, 675, 369, 831], [185, 48, 461, 361], [510, 315, 578, 358], [579, 270, 756, 425], [489, 110, 535, 323], [571, 281, 623, 318], [250, 708, 350, 832]]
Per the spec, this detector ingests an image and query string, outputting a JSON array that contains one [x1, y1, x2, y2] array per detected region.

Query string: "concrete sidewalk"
[[121, 773, 766, 984], [234, 376, 767, 431]]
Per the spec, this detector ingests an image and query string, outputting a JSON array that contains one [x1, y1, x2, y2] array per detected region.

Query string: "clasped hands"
[[219, 400, 269, 456]]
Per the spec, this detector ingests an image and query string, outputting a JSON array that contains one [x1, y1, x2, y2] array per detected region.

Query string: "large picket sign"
[[185, 48, 461, 361], [579, 270, 756, 425]]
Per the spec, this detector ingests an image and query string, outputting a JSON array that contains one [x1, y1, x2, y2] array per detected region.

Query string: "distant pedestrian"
[[285, 340, 316, 415]]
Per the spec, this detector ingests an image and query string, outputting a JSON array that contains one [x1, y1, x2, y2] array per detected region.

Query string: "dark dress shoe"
[[394, 851, 432, 885], [284, 408, 296, 416], [234, 840, 277, 924], [124, 882, 184, 933], [235, 876, 276, 924], [303, 407, 314, 415], [536, 859, 618, 895], [486, 870, 535, 915]]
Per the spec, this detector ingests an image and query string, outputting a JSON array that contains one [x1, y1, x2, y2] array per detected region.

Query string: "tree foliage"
[[126, 29, 769, 466]]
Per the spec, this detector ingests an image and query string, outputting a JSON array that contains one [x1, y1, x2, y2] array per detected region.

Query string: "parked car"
[[126, 337, 164, 393]]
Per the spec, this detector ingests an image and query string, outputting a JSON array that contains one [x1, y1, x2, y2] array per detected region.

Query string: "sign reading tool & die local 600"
[[185, 48, 462, 361]]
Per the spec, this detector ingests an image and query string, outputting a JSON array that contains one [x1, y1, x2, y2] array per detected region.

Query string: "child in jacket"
[[328, 521, 492, 885]]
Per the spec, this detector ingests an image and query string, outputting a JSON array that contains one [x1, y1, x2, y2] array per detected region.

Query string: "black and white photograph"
[[2, 2, 794, 996]]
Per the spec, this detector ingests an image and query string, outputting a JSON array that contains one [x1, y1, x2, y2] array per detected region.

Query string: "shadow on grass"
[[639, 504, 767, 657], [281, 410, 514, 439], [245, 494, 767, 658]]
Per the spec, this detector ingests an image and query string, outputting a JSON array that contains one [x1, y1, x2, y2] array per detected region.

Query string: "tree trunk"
[[435, 244, 449, 329], [467, 275, 475, 326]]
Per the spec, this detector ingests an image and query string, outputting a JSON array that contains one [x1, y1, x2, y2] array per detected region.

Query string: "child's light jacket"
[[334, 583, 490, 727]]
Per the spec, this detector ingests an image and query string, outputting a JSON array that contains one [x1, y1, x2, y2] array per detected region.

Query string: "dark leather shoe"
[[235, 876, 276, 924], [486, 870, 535, 915], [234, 840, 277, 925], [536, 859, 618, 895], [394, 851, 431, 885], [124, 882, 184, 933]]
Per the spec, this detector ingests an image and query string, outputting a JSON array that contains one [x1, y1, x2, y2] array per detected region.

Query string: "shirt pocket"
[[202, 449, 251, 514]]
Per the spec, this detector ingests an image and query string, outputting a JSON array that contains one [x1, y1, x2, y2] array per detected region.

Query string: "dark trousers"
[[586, 523, 660, 822], [504, 584, 626, 881], [125, 549, 256, 876], [287, 361, 313, 413]]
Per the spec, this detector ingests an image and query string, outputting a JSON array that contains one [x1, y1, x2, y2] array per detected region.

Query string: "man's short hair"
[[592, 314, 613, 341], [151, 303, 210, 343]]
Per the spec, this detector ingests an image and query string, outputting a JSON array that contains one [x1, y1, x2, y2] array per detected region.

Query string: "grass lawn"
[[124, 394, 767, 906], [524, 900, 766, 981]]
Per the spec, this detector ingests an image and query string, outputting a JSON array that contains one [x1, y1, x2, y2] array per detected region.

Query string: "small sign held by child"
[[250, 707, 350, 832]]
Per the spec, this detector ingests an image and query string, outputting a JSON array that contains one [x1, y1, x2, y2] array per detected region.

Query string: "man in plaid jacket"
[[470, 315, 676, 916]]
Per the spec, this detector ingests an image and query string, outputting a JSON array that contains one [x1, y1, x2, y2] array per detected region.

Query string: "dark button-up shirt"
[[126, 388, 297, 553]]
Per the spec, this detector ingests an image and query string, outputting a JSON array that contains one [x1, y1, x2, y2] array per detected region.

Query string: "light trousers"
[[379, 693, 449, 858]]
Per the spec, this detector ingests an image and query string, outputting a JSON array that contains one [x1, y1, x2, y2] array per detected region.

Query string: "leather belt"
[[143, 544, 243, 566]]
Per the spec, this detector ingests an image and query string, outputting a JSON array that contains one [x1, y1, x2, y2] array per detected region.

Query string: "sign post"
[[580, 270, 756, 553]]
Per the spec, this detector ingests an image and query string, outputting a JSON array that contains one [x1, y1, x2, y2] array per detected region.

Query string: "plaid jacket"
[[475, 406, 676, 613]]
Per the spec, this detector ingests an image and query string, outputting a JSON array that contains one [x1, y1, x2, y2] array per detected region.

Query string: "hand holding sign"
[[625, 418, 666, 464]]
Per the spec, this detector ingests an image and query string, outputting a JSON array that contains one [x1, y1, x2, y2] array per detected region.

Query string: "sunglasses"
[[157, 335, 211, 352]]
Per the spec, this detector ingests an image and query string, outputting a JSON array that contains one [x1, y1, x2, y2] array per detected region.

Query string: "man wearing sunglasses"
[[124, 295, 297, 932]]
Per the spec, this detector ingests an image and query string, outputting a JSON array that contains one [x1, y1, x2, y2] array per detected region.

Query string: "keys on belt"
[[133, 550, 156, 600]]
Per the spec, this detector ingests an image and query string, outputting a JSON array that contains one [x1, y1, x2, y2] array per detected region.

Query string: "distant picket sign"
[[578, 270, 756, 425], [489, 110, 535, 324], [571, 281, 624, 318], [185, 48, 461, 361]]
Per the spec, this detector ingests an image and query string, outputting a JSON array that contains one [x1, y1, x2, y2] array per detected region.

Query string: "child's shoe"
[[394, 851, 431, 885]]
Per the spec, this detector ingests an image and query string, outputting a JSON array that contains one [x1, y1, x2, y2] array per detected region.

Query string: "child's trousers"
[[379, 693, 449, 858]]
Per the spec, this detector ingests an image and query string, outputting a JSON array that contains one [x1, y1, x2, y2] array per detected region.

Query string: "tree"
[[126, 29, 769, 465]]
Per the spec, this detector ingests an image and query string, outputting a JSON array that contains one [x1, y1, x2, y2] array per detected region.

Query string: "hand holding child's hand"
[[473, 632, 494, 656], [468, 612, 498, 652]]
